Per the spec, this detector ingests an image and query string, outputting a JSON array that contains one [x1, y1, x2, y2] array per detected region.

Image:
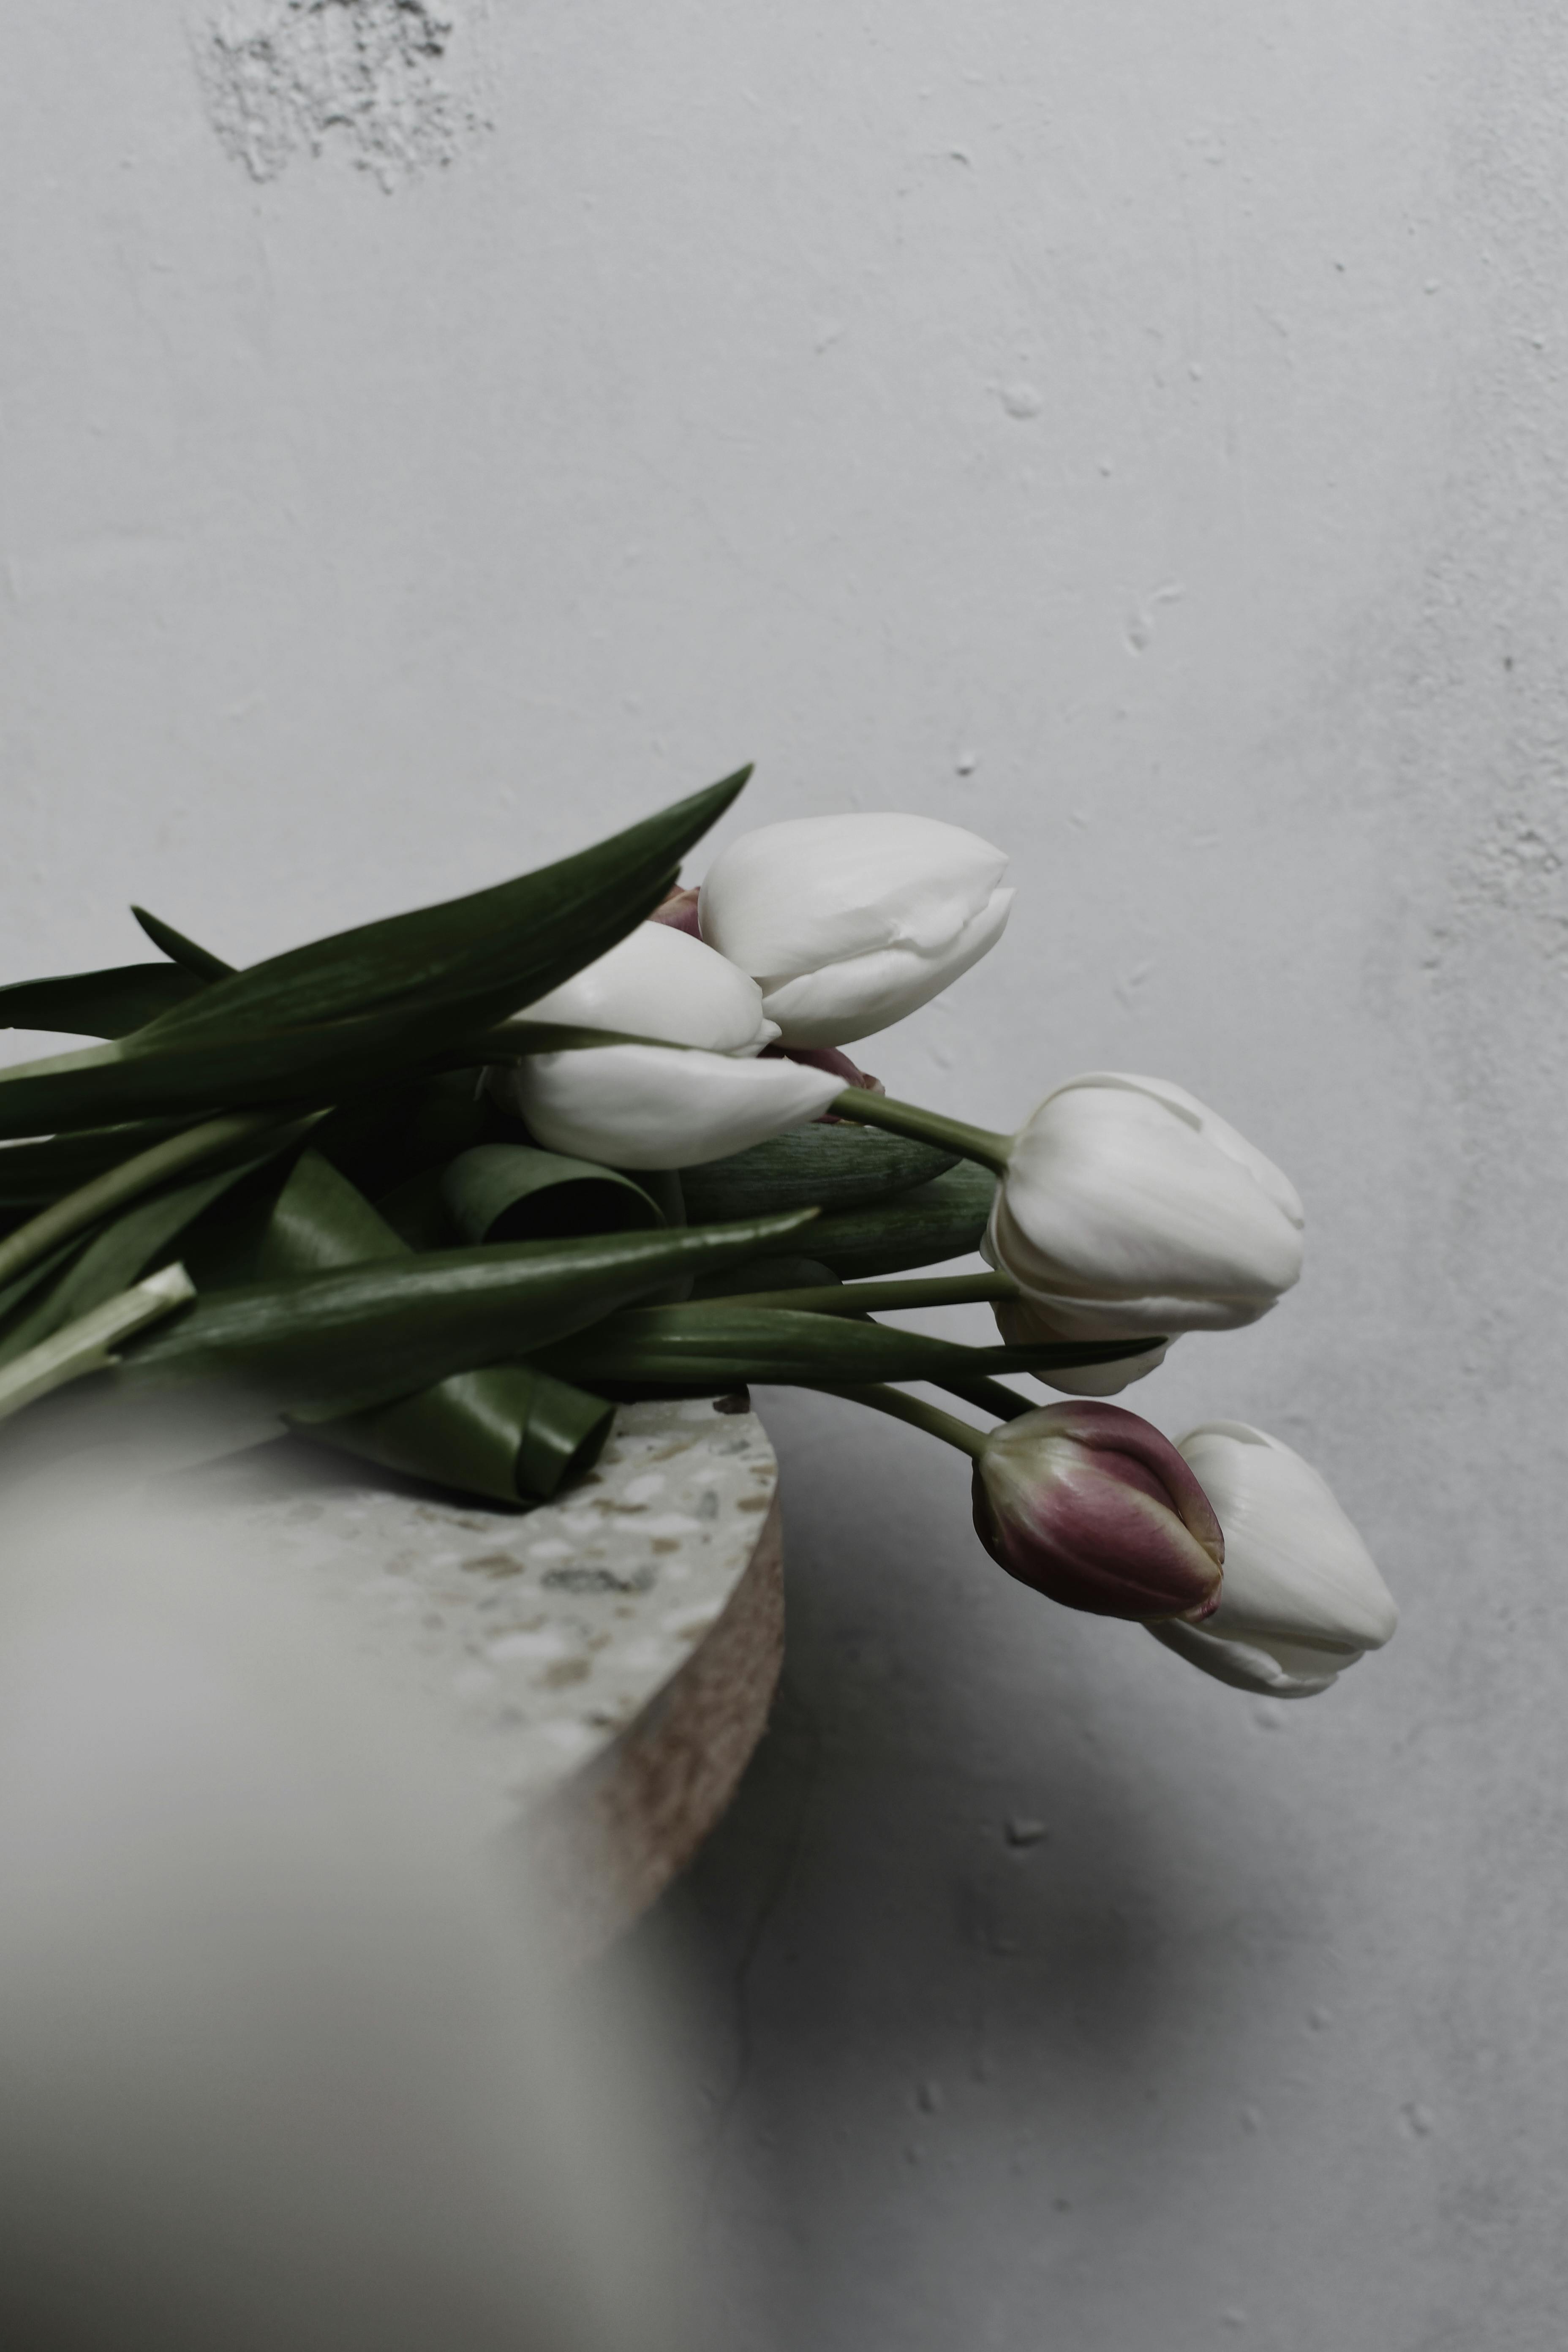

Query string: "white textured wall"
[[5, 7, 1568, 2346]]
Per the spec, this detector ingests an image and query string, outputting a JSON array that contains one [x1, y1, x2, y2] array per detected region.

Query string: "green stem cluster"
[[829, 1088, 1013, 1176], [806, 1380, 991, 1460], [0, 1108, 319, 1295], [680, 1269, 1018, 1318]]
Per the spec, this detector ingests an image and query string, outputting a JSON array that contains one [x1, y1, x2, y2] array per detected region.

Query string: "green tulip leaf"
[[313, 1365, 613, 1506], [248, 1147, 618, 1503], [803, 1161, 998, 1278], [0, 1161, 264, 1369], [0, 770, 750, 1138], [0, 1121, 192, 1207], [537, 1304, 1161, 1390], [104, 1203, 818, 1426], [441, 1143, 665, 1247], [313, 1071, 496, 1201], [130, 907, 236, 980], [688, 1255, 841, 1301], [0, 1239, 95, 1328], [678, 1125, 956, 1222], [0, 964, 207, 1038]]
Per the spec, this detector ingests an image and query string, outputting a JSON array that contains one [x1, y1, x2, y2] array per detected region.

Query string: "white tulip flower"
[[698, 812, 1013, 1047], [985, 1073, 1304, 1339], [517, 920, 778, 1056], [991, 1293, 1171, 1396], [1148, 1422, 1397, 1697], [495, 1044, 843, 1170]]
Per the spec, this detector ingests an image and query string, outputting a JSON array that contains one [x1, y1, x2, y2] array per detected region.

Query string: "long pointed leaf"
[[0, 964, 206, 1038], [0, 772, 749, 1137], [139, 770, 749, 1045], [131, 907, 236, 980], [259, 1147, 615, 1502], [0, 1162, 263, 1368], [0, 1109, 319, 1296], [0, 1122, 192, 1206], [678, 1126, 956, 1221], [536, 1304, 1158, 1388], [802, 1162, 998, 1278], [106, 1206, 817, 1420]]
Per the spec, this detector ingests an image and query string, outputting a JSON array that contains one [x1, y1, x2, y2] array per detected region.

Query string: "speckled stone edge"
[[518, 1493, 784, 1962], [165, 1397, 785, 1957]]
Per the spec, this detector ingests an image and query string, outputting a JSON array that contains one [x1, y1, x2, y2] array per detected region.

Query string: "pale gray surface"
[[177, 1399, 778, 1826], [4, 8, 1567, 2347]]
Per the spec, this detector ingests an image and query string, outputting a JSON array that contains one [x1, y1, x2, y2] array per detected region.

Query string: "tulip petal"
[[992, 1296, 1171, 1394], [759, 887, 1014, 1047], [973, 1402, 1223, 1621], [496, 1044, 843, 1170], [1146, 1617, 1349, 1698], [1176, 1421, 1397, 1652], [516, 923, 776, 1056], [702, 812, 1007, 966], [988, 1072, 1305, 1337], [699, 814, 1011, 1044]]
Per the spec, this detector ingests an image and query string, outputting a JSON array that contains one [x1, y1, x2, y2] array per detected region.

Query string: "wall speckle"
[[195, 0, 485, 186]]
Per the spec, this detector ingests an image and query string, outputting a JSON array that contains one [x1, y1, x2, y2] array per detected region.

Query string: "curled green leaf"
[[441, 1143, 664, 1247], [256, 1146, 618, 1503]]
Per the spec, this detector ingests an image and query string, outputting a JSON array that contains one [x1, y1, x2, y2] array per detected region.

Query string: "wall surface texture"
[[5, 7, 1568, 2348]]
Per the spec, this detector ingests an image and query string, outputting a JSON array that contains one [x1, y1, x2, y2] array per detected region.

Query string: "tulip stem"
[[680, 1271, 1019, 1317], [931, 1375, 1037, 1423], [807, 1380, 990, 1460], [828, 1089, 1013, 1176], [0, 1106, 322, 1298]]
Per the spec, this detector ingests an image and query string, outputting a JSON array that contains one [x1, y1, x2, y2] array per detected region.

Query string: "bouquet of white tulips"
[[0, 770, 1394, 1701]]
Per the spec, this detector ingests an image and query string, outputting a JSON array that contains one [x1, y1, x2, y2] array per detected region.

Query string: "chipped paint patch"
[[196, 0, 488, 187]]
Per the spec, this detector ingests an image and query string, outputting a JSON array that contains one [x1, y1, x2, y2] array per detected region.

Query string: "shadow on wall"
[[615, 1413, 1309, 2339]]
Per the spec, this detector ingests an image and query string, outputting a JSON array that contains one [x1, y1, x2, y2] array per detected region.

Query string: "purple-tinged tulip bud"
[[972, 1401, 1225, 1621], [649, 883, 703, 937], [760, 1040, 886, 1116]]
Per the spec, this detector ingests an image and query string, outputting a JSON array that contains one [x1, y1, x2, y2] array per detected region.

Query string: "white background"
[[5, 7, 1567, 2347]]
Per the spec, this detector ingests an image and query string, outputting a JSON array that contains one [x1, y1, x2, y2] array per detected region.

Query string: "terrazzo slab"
[[180, 1396, 783, 1944]]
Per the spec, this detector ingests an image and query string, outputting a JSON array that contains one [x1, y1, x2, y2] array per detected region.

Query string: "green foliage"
[[256, 1147, 616, 1504], [109, 1207, 820, 1422], [0, 1122, 191, 1207], [0, 777, 1064, 1514], [0, 965, 206, 1038], [678, 1124, 954, 1221], [804, 1161, 998, 1277], [0, 771, 749, 1137], [538, 1303, 1161, 1389], [441, 1143, 664, 1247], [131, 906, 235, 980]]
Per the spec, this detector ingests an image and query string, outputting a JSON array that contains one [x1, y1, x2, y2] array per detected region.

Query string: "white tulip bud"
[[1148, 1422, 1397, 1697], [698, 812, 1013, 1047], [986, 1073, 1304, 1339], [517, 920, 778, 1056], [494, 1044, 842, 1170], [991, 1293, 1171, 1396]]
